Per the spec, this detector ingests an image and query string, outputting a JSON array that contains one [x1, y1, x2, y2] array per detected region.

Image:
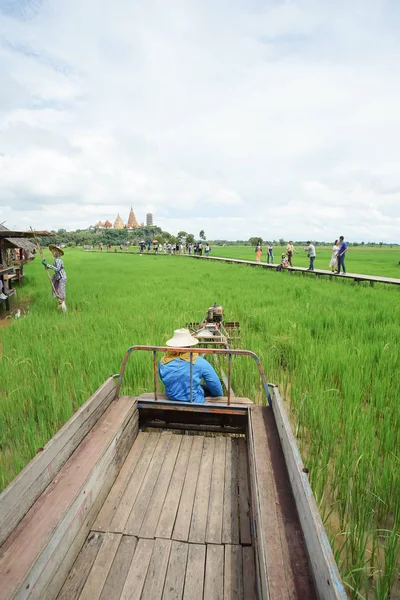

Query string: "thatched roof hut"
[[0, 225, 36, 254], [0, 225, 48, 266]]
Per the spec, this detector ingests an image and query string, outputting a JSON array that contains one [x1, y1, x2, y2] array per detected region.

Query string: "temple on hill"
[[114, 214, 124, 230], [126, 207, 140, 229], [94, 208, 142, 231]]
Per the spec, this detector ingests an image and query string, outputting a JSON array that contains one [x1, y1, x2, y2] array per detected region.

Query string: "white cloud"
[[0, 0, 400, 241]]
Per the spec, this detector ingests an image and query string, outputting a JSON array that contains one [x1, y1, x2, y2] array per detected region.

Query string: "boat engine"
[[207, 304, 224, 323]]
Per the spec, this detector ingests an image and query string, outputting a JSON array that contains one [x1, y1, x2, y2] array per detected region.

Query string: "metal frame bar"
[[115, 345, 273, 406]]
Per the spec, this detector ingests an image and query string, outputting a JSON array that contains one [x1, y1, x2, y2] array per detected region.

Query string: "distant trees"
[[39, 227, 397, 249], [177, 231, 188, 244]]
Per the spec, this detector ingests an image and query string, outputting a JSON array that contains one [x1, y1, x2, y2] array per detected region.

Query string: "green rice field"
[[1, 248, 399, 598]]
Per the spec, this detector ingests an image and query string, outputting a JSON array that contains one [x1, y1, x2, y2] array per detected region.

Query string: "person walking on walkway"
[[286, 241, 297, 266], [330, 240, 339, 272], [42, 244, 67, 311], [267, 243, 274, 264], [304, 241, 316, 271], [336, 236, 348, 274], [255, 243, 262, 263]]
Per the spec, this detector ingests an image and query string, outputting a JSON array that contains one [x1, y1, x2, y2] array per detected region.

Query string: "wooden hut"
[[0, 226, 49, 310]]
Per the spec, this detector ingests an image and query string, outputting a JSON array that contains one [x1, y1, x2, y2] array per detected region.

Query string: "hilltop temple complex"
[[94, 208, 143, 231]]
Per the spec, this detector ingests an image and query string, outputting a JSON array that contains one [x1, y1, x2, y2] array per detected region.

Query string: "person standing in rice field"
[[42, 244, 67, 311]]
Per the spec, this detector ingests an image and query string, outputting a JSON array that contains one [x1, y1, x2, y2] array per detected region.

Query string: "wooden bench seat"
[[0, 395, 138, 600], [0, 289, 15, 311]]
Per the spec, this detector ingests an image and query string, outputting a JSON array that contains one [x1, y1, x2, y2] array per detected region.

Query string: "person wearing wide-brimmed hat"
[[158, 329, 223, 403], [42, 244, 68, 311]]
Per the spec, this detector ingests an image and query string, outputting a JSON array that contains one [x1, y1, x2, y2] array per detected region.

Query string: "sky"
[[1, 0, 400, 242]]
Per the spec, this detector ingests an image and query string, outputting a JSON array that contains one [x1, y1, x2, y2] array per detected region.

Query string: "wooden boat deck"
[[57, 421, 318, 599], [0, 378, 341, 599], [58, 431, 257, 599]]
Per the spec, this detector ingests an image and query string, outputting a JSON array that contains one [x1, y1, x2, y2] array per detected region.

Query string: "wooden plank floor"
[[59, 431, 256, 600]]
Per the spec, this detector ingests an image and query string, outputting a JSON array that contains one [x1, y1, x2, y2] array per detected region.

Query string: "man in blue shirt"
[[336, 236, 348, 274], [159, 329, 223, 403]]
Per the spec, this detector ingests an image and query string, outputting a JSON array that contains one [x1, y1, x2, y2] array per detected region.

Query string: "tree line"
[[38, 228, 398, 248], [39, 227, 208, 247]]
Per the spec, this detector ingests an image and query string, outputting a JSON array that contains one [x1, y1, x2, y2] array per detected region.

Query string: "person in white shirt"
[[304, 241, 316, 271], [329, 240, 339, 272]]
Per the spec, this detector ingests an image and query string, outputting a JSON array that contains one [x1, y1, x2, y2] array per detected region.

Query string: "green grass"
[[209, 245, 400, 278], [0, 249, 399, 598]]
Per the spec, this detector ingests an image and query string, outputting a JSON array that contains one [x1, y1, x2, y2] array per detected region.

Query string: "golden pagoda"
[[114, 214, 124, 230], [125, 207, 140, 229]]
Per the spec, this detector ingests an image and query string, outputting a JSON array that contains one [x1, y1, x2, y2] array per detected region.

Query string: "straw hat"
[[166, 328, 199, 347], [49, 244, 64, 256]]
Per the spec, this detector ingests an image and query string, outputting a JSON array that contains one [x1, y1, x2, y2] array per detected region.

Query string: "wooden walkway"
[[186, 255, 400, 287], [87, 250, 400, 287], [59, 431, 257, 599]]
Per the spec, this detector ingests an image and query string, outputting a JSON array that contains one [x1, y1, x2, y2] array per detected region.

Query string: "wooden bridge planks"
[[56, 532, 104, 600], [95, 433, 249, 548], [222, 438, 240, 544], [205, 437, 226, 545], [59, 535, 257, 600], [172, 436, 204, 542], [124, 433, 173, 536], [237, 438, 252, 545], [139, 435, 182, 539], [182, 544, 206, 600], [162, 541, 189, 600], [155, 436, 193, 539], [109, 433, 160, 532], [78, 533, 122, 600], [120, 538, 154, 600], [141, 538, 172, 599], [224, 545, 244, 600], [94, 432, 150, 532], [189, 437, 216, 544], [55, 430, 258, 600], [99, 536, 138, 600], [204, 544, 224, 600]]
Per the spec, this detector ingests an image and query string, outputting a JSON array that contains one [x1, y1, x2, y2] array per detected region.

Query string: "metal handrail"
[[115, 345, 273, 406]]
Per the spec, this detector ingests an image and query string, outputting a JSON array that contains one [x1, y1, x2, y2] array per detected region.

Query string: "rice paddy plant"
[[0, 249, 399, 598]]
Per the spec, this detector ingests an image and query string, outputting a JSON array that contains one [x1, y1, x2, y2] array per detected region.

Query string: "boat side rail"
[[114, 345, 273, 406]]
